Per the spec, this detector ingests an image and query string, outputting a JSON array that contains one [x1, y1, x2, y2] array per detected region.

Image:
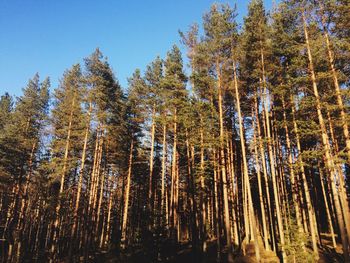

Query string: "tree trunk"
[[281, 98, 303, 234], [216, 60, 232, 254], [232, 61, 260, 261], [161, 120, 167, 223], [71, 101, 92, 255], [50, 94, 76, 262], [121, 139, 134, 248], [303, 12, 347, 260], [149, 105, 156, 210], [252, 108, 269, 250], [261, 50, 286, 261]]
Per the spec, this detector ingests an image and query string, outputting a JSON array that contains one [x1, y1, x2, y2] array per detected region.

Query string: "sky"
[[0, 0, 276, 97]]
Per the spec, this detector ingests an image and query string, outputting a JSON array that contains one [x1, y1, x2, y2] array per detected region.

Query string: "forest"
[[0, 0, 350, 262]]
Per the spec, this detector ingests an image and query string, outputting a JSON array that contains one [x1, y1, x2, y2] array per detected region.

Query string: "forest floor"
[[86, 234, 345, 263]]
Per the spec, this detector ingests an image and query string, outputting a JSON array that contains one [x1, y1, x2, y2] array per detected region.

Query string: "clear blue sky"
[[0, 0, 275, 97]]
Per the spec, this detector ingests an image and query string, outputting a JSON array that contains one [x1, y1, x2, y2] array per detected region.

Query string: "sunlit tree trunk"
[[161, 120, 167, 221], [149, 105, 156, 210], [232, 61, 260, 261], [318, 164, 337, 248], [303, 12, 347, 260], [121, 139, 134, 249], [171, 108, 178, 240], [71, 101, 92, 254], [320, 2, 350, 164], [281, 98, 303, 232], [252, 108, 269, 250], [199, 123, 207, 252], [216, 61, 232, 253], [50, 94, 75, 262], [213, 149, 221, 261], [261, 50, 286, 261], [254, 94, 275, 251]]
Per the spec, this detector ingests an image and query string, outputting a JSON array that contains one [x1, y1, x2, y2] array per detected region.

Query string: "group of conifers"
[[0, 0, 349, 262]]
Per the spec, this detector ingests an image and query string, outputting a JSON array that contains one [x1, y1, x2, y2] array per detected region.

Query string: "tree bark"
[[303, 12, 347, 260], [121, 139, 134, 248]]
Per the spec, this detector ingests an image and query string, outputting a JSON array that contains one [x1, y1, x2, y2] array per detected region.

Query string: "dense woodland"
[[0, 0, 350, 262]]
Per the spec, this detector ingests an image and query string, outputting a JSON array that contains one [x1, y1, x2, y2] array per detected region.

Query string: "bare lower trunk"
[[232, 61, 260, 261], [121, 139, 134, 248], [50, 94, 76, 262], [303, 12, 345, 260], [161, 121, 167, 222], [216, 61, 232, 254], [261, 49, 286, 261]]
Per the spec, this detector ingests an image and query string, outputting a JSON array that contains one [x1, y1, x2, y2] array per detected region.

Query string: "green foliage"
[[50, 64, 85, 183], [85, 48, 123, 124], [0, 93, 13, 131], [0, 73, 49, 185], [284, 219, 315, 263]]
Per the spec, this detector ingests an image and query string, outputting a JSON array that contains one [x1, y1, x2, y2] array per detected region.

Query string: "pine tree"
[[0, 73, 49, 261], [202, 5, 236, 256], [0, 93, 13, 131], [49, 64, 85, 259], [162, 45, 187, 243]]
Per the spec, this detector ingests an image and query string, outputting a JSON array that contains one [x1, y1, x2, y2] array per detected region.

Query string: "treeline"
[[0, 0, 350, 262]]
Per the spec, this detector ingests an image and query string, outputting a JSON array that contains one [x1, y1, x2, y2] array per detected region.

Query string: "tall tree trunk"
[[255, 94, 275, 251], [213, 149, 221, 261], [161, 120, 167, 222], [92, 134, 104, 221], [303, 12, 348, 260], [281, 98, 303, 233], [200, 123, 207, 252], [261, 50, 287, 261], [326, 111, 350, 242], [291, 94, 319, 256], [88, 126, 102, 214], [95, 166, 106, 239], [71, 101, 92, 256], [232, 61, 260, 261], [320, 2, 350, 164], [50, 94, 76, 262], [216, 60, 232, 254], [149, 105, 156, 211], [170, 108, 178, 240], [228, 137, 240, 247], [252, 108, 269, 250], [121, 139, 134, 249], [319, 4, 350, 242], [318, 164, 337, 248], [103, 177, 114, 247]]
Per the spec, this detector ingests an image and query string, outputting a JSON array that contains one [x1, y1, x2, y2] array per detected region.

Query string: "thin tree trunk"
[[303, 12, 347, 260], [319, 4, 350, 242], [319, 164, 337, 248], [149, 105, 156, 210], [200, 123, 207, 252], [216, 60, 232, 255], [171, 108, 178, 240], [232, 62, 260, 261], [213, 149, 221, 261], [252, 108, 269, 250], [291, 94, 319, 257], [161, 121, 167, 222], [320, 2, 350, 163], [50, 94, 76, 262], [255, 94, 275, 251], [121, 139, 134, 248], [95, 167, 106, 238], [281, 98, 303, 233], [261, 49, 287, 261], [70, 101, 92, 256]]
